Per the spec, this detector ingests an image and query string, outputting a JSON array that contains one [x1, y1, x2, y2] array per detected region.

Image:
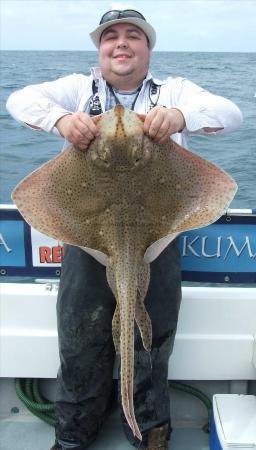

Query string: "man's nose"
[[116, 38, 128, 48]]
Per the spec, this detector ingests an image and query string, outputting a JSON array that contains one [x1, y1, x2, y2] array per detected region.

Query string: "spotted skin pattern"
[[12, 105, 237, 441]]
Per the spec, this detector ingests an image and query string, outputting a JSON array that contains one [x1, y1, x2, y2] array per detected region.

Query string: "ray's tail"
[[115, 256, 143, 441]]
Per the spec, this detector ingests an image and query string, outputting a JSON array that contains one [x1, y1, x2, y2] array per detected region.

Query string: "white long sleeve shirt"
[[6, 68, 242, 149]]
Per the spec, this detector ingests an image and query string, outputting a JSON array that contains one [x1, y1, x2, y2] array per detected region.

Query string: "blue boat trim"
[[1, 206, 255, 284], [183, 271, 256, 284], [216, 215, 256, 225]]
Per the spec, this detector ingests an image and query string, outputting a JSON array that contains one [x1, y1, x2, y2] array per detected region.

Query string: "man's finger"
[[76, 143, 90, 152], [152, 117, 170, 141], [144, 107, 167, 137], [143, 108, 157, 134], [77, 118, 96, 141], [146, 114, 164, 139], [158, 134, 170, 144], [78, 112, 100, 137]]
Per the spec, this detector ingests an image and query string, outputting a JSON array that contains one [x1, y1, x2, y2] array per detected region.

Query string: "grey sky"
[[1, 0, 255, 52]]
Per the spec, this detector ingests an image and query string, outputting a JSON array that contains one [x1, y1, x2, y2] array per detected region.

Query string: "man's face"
[[99, 23, 150, 87]]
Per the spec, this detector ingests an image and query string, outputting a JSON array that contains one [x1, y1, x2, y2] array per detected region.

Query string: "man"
[[6, 9, 242, 450]]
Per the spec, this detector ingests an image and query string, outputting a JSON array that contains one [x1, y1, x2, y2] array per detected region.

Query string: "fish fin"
[[106, 263, 120, 353], [112, 305, 120, 353], [135, 262, 152, 351]]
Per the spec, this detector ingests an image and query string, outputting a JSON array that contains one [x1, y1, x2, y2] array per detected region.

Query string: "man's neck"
[[104, 73, 147, 92]]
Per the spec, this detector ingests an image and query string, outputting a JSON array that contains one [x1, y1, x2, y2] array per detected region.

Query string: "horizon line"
[[1, 49, 255, 53]]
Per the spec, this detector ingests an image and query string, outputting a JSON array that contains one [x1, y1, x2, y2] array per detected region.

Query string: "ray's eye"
[[99, 146, 111, 164], [90, 144, 112, 169], [130, 140, 152, 169], [131, 144, 143, 164]]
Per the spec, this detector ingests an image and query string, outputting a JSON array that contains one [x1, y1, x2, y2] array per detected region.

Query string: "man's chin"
[[112, 67, 134, 77]]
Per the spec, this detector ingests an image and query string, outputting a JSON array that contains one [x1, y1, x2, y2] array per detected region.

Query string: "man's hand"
[[143, 106, 185, 144], [55, 112, 100, 151]]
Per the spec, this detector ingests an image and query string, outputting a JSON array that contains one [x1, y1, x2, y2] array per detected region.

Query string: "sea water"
[[0, 51, 255, 208]]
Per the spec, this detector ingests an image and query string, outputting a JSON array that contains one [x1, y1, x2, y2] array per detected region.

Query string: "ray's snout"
[[88, 105, 152, 171]]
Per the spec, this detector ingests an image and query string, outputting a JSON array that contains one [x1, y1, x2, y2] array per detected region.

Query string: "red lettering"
[[39, 245, 64, 264], [39, 246, 52, 263], [52, 246, 64, 263]]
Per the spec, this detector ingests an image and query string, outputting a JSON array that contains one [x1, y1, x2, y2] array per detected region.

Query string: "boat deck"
[[0, 406, 210, 450]]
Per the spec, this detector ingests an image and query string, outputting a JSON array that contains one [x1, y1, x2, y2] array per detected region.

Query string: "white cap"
[[90, 16, 156, 50]]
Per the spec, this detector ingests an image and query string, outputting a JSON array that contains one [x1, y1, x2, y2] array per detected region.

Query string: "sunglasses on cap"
[[99, 9, 146, 25]]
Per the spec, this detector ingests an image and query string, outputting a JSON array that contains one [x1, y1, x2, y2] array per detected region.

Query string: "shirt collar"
[[144, 71, 165, 86]]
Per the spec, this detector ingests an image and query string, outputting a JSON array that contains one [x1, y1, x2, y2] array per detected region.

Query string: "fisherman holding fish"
[[6, 9, 242, 450]]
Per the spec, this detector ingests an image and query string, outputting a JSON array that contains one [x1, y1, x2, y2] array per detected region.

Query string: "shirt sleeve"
[[171, 77, 243, 135], [6, 74, 89, 136]]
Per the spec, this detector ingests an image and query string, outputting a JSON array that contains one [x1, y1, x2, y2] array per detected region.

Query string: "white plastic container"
[[210, 394, 256, 450]]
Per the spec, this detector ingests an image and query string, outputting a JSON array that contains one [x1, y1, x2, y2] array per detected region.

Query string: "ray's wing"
[[142, 137, 237, 241], [12, 145, 109, 250]]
